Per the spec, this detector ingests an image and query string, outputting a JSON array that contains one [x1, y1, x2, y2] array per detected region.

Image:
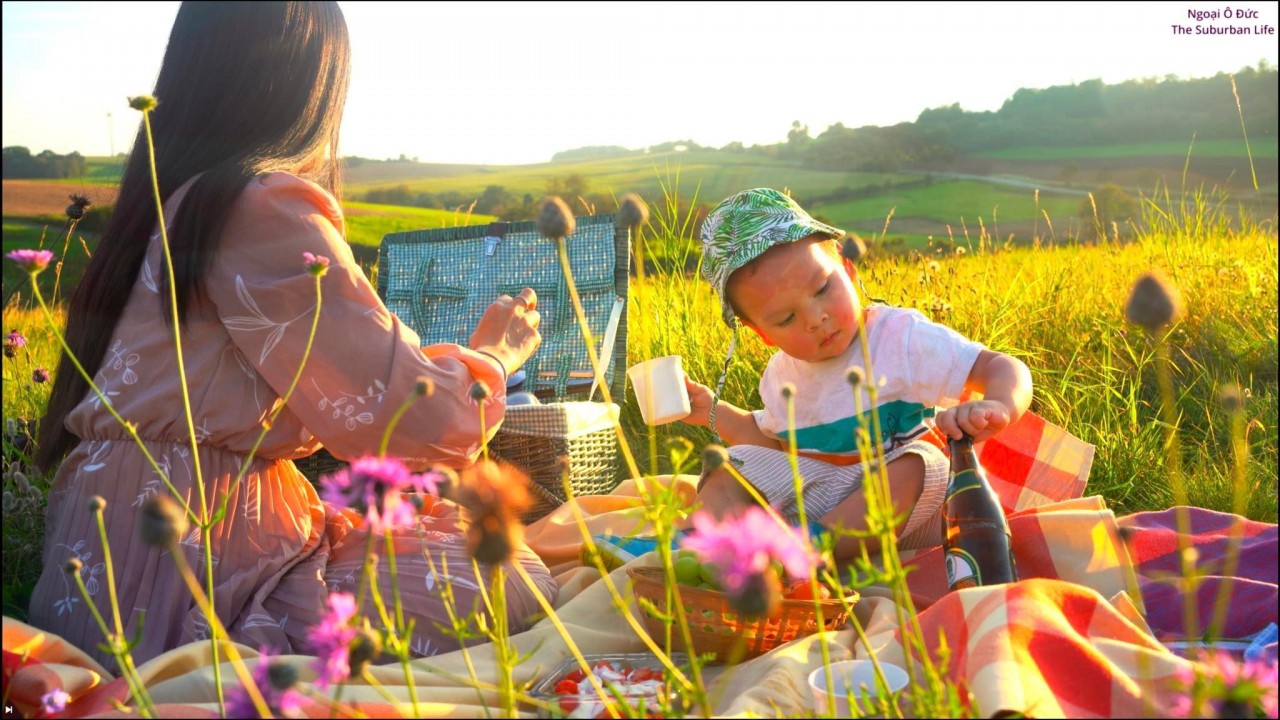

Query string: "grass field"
[[977, 138, 1280, 160], [621, 199, 1278, 522], [817, 180, 1084, 241], [344, 201, 496, 249], [345, 150, 917, 206]]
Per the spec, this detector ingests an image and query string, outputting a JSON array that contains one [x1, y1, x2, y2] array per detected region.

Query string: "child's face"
[[727, 236, 861, 363]]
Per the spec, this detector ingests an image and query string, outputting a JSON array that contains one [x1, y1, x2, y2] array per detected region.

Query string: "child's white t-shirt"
[[753, 305, 985, 460]]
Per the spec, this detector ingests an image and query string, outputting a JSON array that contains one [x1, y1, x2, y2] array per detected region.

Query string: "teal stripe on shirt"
[[788, 400, 935, 454]]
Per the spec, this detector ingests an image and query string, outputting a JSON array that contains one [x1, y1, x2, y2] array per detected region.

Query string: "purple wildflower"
[[306, 592, 359, 690], [318, 456, 440, 532], [224, 646, 304, 719], [41, 688, 71, 715], [33, 367, 51, 383], [302, 252, 330, 277], [6, 249, 55, 274], [4, 330, 26, 359], [1169, 649, 1278, 718], [680, 506, 817, 595]]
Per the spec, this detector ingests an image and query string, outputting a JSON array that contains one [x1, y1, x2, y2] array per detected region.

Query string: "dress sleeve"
[[206, 173, 506, 468]]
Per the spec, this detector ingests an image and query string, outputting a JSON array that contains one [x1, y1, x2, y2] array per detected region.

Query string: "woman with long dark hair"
[[30, 1, 555, 667]]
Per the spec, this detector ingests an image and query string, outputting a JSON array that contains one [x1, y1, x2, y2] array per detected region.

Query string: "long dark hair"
[[36, 1, 351, 472]]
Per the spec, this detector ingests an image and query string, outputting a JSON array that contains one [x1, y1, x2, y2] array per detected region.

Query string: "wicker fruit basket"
[[627, 566, 858, 663]]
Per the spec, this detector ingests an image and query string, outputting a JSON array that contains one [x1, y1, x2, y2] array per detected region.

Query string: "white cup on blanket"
[[627, 355, 691, 425], [808, 659, 909, 717]]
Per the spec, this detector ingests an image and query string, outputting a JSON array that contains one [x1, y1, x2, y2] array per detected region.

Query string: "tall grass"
[[621, 185, 1278, 522], [2, 150, 1276, 718]]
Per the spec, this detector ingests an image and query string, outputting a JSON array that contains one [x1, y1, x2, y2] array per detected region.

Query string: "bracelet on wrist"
[[473, 349, 508, 385]]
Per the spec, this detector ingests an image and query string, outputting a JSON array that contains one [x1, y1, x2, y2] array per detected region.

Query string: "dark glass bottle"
[[941, 435, 1018, 590]]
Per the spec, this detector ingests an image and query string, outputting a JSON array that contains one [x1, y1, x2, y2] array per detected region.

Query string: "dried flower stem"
[[426, 552, 489, 710], [379, 383, 421, 458], [1206, 403, 1251, 642], [383, 532, 423, 716], [554, 240, 643, 484], [68, 569, 157, 718], [164, 539, 272, 717], [780, 391, 839, 717], [508, 560, 617, 704], [27, 279, 189, 517], [1154, 339, 1202, 643], [560, 474, 698, 699], [136, 104, 230, 701], [51, 215, 82, 304], [217, 274, 323, 522]]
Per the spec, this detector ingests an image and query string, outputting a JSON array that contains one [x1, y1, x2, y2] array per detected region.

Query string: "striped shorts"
[[714, 440, 950, 550]]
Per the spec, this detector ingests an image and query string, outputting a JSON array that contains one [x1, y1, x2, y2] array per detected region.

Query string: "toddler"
[[683, 188, 1033, 558]]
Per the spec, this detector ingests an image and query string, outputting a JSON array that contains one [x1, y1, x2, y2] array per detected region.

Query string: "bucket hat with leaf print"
[[699, 187, 845, 327]]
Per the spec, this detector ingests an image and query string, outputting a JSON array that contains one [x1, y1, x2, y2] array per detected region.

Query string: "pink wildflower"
[[1169, 649, 1278, 718], [6, 249, 54, 274], [33, 367, 51, 383], [319, 456, 439, 532], [302, 252, 330, 277], [306, 592, 359, 690], [224, 646, 304, 719], [680, 506, 817, 615], [4, 330, 25, 358], [41, 688, 71, 715]]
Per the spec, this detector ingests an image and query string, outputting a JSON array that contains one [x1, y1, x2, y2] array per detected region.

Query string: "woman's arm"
[[207, 173, 509, 468]]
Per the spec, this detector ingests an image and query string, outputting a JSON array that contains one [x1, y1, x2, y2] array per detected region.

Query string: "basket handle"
[[525, 475, 565, 510]]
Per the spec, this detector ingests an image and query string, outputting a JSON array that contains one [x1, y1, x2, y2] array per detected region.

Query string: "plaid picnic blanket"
[[4, 414, 1275, 718]]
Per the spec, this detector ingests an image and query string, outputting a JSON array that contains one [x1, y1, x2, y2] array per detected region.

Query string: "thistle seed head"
[[845, 366, 865, 387], [139, 493, 188, 547], [618, 193, 650, 229], [1125, 271, 1184, 330], [840, 234, 866, 264], [66, 194, 92, 220], [701, 444, 729, 472], [1218, 383, 1244, 413], [128, 95, 158, 112], [535, 196, 575, 240], [348, 626, 383, 676], [267, 660, 298, 691]]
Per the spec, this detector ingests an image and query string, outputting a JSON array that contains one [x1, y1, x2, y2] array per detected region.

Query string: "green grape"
[[674, 554, 702, 585]]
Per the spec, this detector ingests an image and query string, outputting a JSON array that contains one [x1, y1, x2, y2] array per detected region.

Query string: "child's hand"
[[682, 376, 716, 427], [934, 399, 1012, 444]]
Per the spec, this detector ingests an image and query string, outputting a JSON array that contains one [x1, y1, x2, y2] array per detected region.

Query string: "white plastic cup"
[[808, 660, 909, 717], [627, 355, 692, 426]]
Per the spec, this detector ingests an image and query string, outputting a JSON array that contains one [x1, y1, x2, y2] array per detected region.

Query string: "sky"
[[3, 1, 1277, 165]]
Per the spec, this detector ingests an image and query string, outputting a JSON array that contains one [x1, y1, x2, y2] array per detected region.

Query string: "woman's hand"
[[682, 376, 716, 427], [469, 288, 541, 375]]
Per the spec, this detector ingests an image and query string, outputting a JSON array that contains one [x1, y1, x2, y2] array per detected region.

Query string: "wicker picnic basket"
[[627, 566, 858, 663], [491, 401, 620, 523], [373, 213, 630, 521], [294, 448, 346, 484]]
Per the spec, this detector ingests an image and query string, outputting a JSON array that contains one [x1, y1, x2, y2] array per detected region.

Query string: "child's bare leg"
[[819, 453, 926, 561]]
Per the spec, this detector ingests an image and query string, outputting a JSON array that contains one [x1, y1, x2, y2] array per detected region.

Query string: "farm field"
[[7, 141, 1276, 263], [977, 138, 1279, 160]]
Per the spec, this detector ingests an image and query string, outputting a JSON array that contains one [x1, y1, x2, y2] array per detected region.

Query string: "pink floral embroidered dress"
[[29, 173, 557, 668]]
